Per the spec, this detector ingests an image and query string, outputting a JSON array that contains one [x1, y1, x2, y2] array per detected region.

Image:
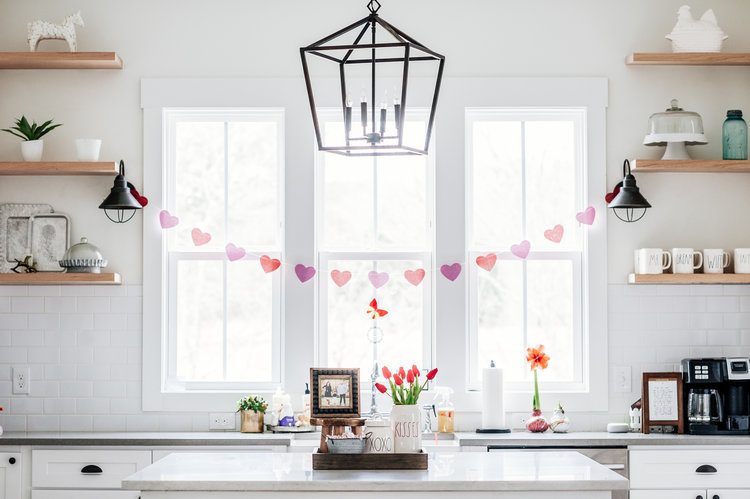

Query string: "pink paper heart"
[[476, 253, 497, 272], [440, 263, 462, 282], [331, 270, 352, 287], [225, 243, 246, 262], [511, 240, 531, 259], [260, 255, 281, 273], [404, 268, 425, 286], [159, 210, 179, 229], [295, 264, 316, 283], [576, 206, 596, 226], [368, 271, 390, 289], [191, 228, 211, 246], [544, 225, 564, 243]]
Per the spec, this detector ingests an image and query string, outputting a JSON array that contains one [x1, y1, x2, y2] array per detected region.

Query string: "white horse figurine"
[[27, 11, 84, 52]]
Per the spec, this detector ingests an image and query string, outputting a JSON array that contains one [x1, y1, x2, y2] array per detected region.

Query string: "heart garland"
[[191, 228, 211, 246], [476, 253, 497, 272], [295, 264, 316, 283], [331, 270, 352, 287], [260, 255, 281, 273], [404, 268, 425, 286], [368, 271, 390, 288]]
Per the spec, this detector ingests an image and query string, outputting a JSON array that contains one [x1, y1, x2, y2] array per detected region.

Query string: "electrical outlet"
[[613, 366, 632, 393], [12, 366, 29, 395], [209, 412, 235, 430]]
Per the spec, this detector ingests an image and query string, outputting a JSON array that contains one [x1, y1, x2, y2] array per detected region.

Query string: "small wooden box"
[[312, 449, 428, 470]]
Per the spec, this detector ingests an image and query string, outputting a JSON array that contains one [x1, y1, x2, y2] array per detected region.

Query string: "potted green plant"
[[236, 395, 268, 433], [2, 116, 62, 162]]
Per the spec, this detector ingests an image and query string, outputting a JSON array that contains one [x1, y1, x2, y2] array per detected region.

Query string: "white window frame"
[[466, 108, 587, 392]]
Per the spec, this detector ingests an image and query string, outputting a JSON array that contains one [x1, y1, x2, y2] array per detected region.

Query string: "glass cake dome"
[[644, 99, 708, 160]]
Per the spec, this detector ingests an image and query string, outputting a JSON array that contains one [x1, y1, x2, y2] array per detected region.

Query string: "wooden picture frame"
[[310, 368, 360, 418], [642, 372, 684, 434]]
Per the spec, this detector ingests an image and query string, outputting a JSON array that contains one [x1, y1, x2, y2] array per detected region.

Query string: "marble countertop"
[[122, 451, 628, 492], [0, 431, 292, 446], [458, 431, 750, 447]]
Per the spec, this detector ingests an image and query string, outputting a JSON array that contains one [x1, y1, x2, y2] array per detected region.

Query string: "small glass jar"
[[723, 109, 748, 160]]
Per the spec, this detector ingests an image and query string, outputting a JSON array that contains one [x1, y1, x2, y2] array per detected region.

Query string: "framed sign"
[[310, 368, 360, 418], [642, 372, 684, 434]]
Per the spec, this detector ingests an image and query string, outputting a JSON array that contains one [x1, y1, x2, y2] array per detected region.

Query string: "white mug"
[[635, 248, 671, 275], [703, 249, 730, 274], [672, 248, 703, 274], [735, 248, 750, 274]]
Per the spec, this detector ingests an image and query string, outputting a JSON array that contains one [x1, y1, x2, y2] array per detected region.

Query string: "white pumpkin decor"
[[27, 11, 84, 52], [666, 5, 727, 53]]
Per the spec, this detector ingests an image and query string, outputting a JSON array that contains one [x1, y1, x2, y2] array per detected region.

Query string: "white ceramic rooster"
[[666, 5, 727, 53]]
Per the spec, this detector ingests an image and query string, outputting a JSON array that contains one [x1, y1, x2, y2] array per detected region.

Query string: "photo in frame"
[[310, 368, 360, 418], [642, 372, 684, 434]]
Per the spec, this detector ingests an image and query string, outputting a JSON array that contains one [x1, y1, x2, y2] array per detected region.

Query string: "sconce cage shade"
[[99, 160, 142, 224], [300, 0, 445, 156], [609, 159, 651, 223]]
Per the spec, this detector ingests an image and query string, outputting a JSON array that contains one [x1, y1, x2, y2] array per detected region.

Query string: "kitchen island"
[[123, 450, 628, 498]]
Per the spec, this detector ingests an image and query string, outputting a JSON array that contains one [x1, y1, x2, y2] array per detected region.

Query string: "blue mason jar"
[[723, 109, 748, 160]]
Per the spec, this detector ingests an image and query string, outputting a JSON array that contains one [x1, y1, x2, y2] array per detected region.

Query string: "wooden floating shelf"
[[632, 159, 750, 173], [629, 273, 750, 285], [0, 52, 123, 70], [627, 52, 750, 66], [0, 162, 118, 176], [0, 273, 121, 285]]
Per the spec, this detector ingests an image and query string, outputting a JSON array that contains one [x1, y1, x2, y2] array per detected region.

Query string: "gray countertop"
[[0, 430, 748, 447]]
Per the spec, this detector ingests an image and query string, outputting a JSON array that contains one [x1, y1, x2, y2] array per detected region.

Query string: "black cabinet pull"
[[8, 457, 15, 465], [81, 464, 103, 474], [696, 464, 718, 474], [697, 495, 703, 499], [713, 495, 720, 499]]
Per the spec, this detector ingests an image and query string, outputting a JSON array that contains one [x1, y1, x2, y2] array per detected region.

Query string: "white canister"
[[735, 249, 750, 274], [390, 405, 422, 453], [364, 417, 393, 453], [75, 139, 102, 162]]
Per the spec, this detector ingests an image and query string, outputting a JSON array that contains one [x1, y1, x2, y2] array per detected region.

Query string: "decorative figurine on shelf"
[[11, 256, 37, 274], [27, 11, 84, 52], [549, 402, 571, 433], [525, 345, 550, 433], [666, 5, 727, 53], [629, 399, 642, 432]]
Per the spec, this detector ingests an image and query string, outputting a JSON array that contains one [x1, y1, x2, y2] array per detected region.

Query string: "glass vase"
[[723, 110, 748, 160]]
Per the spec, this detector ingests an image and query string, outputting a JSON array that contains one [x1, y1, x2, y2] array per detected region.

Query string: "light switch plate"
[[209, 412, 235, 430], [12, 366, 29, 394], [613, 366, 632, 393]]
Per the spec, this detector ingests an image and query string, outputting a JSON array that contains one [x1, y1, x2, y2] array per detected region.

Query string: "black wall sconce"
[[99, 160, 146, 223], [608, 159, 651, 223]]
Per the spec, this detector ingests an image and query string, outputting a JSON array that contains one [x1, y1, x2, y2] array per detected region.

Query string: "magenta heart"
[[368, 271, 390, 288], [225, 243, 246, 261], [576, 206, 596, 226], [440, 263, 462, 282], [511, 240, 531, 259], [159, 210, 179, 229], [295, 264, 316, 283]]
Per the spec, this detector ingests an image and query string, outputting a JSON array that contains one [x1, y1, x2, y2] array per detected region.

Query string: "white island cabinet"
[[122, 451, 628, 499]]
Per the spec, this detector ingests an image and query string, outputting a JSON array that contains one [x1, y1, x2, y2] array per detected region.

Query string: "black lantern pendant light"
[[99, 160, 143, 224], [300, 0, 445, 156], [609, 159, 652, 223]]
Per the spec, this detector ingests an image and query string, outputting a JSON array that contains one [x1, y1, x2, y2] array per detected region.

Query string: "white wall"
[[1, 0, 750, 431]]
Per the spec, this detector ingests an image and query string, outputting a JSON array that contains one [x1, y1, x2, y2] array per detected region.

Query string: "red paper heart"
[[191, 228, 211, 246], [476, 253, 497, 272], [544, 225, 564, 243], [331, 270, 352, 287], [129, 186, 149, 207], [260, 255, 281, 273], [404, 268, 425, 286], [605, 184, 621, 204]]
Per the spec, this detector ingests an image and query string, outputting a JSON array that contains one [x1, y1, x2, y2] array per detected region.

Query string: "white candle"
[[481, 361, 505, 429]]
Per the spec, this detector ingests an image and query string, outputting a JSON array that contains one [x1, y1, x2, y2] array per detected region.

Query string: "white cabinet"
[[32, 450, 151, 490], [32, 491, 140, 499], [152, 446, 287, 461], [631, 491, 708, 499], [0, 452, 22, 499], [707, 491, 750, 499]]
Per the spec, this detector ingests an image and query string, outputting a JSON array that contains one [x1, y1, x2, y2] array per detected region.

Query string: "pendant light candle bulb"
[[380, 102, 387, 136], [345, 98, 353, 133], [360, 94, 368, 131]]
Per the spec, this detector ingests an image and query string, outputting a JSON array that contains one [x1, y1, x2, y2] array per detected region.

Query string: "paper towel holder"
[[477, 360, 512, 434]]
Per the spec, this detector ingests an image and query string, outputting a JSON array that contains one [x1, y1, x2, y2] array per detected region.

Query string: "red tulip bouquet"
[[375, 365, 438, 405]]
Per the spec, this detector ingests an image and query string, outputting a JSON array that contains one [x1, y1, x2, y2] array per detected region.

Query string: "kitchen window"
[[316, 111, 434, 377]]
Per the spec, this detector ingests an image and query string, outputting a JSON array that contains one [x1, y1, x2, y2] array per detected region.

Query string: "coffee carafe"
[[687, 388, 723, 423]]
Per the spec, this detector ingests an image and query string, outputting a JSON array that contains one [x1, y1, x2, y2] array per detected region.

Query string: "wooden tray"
[[312, 449, 428, 470]]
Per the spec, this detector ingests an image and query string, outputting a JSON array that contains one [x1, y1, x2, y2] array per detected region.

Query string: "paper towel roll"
[[481, 363, 505, 429]]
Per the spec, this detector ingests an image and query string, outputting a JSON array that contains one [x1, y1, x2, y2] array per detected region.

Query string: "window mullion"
[[520, 121, 529, 361], [222, 121, 230, 382]]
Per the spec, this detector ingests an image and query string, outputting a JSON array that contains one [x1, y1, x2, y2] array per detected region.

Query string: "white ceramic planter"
[[75, 139, 102, 161], [390, 404, 421, 453], [364, 418, 393, 453], [21, 140, 43, 162]]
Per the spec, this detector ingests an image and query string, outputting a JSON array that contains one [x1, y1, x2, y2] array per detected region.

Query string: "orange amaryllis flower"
[[382, 366, 392, 379], [375, 382, 388, 394], [526, 345, 550, 371]]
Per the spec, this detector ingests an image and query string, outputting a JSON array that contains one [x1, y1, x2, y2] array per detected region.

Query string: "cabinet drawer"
[[32, 491, 141, 499], [32, 450, 151, 489], [152, 446, 286, 461], [631, 449, 750, 489], [630, 491, 707, 499]]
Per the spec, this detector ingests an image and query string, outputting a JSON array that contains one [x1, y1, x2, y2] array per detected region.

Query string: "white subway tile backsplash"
[[77, 330, 110, 346], [0, 286, 27, 297], [28, 314, 60, 330], [77, 364, 110, 381], [110, 296, 141, 314], [59, 381, 93, 398], [27, 346, 60, 364], [94, 313, 128, 331], [11, 398, 43, 414], [27, 286, 60, 297], [12, 330, 44, 346], [76, 398, 110, 414], [77, 297, 110, 314], [11, 297, 44, 313], [27, 415, 60, 431], [44, 398, 76, 414], [724, 313, 750, 329], [44, 297, 76, 313], [0, 298, 9, 313], [59, 347, 94, 364], [707, 296, 740, 313], [92, 381, 126, 398], [60, 415, 93, 431], [59, 314, 94, 330], [93, 415, 126, 431], [0, 314, 28, 329]]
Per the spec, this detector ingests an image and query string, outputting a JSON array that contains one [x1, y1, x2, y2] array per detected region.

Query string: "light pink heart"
[[511, 240, 531, 259], [225, 243, 246, 262], [404, 268, 426, 286], [159, 210, 179, 229], [576, 206, 596, 226], [191, 228, 211, 246], [295, 264, 316, 283], [476, 253, 497, 272], [331, 270, 352, 287], [368, 271, 390, 288], [440, 263, 462, 281], [544, 225, 564, 243]]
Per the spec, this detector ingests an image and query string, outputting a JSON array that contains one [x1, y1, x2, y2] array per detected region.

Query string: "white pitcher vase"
[[390, 404, 421, 453]]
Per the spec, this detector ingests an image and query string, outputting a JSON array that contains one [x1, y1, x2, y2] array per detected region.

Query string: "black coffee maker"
[[681, 358, 750, 434]]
